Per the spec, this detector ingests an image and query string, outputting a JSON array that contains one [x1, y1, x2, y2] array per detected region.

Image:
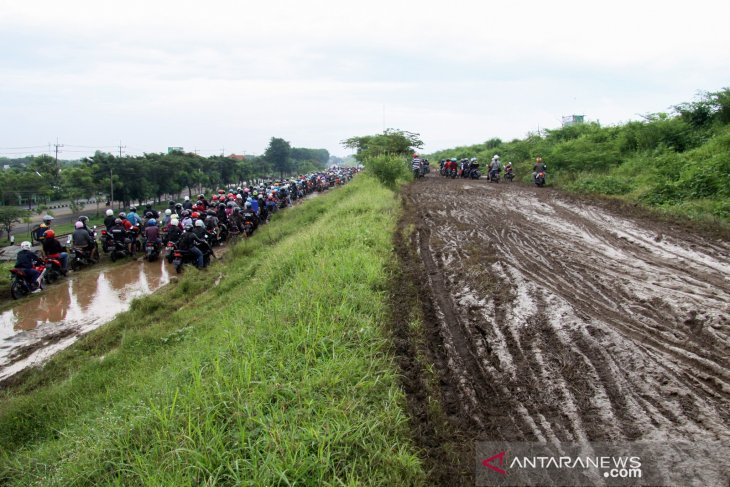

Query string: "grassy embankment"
[[428, 89, 730, 229], [0, 175, 425, 486]]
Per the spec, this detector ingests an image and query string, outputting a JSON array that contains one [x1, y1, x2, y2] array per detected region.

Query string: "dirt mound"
[[392, 175, 730, 485]]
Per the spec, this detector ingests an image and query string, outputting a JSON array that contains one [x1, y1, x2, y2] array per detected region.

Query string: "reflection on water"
[[0, 259, 170, 375]]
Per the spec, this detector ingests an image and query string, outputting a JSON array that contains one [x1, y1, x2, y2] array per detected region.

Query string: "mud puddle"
[[0, 259, 171, 382]]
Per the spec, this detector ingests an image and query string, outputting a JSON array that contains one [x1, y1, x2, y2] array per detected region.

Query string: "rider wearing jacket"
[[41, 230, 69, 271], [15, 241, 45, 288], [533, 157, 547, 181], [178, 225, 206, 268]]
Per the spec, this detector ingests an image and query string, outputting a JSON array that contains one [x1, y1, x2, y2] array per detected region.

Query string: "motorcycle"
[[100, 229, 114, 253], [172, 240, 213, 273], [448, 168, 457, 179], [43, 255, 65, 284], [534, 171, 546, 187], [489, 168, 501, 183], [109, 238, 133, 262], [467, 164, 481, 179], [144, 240, 161, 262], [9, 265, 46, 299], [504, 169, 515, 182], [242, 220, 255, 238], [164, 241, 177, 263], [67, 235, 98, 271]]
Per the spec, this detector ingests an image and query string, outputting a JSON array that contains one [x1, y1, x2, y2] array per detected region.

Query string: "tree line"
[[0, 137, 331, 209]]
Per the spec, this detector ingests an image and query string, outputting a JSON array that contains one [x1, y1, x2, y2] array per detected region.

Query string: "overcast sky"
[[1, 0, 728, 159]]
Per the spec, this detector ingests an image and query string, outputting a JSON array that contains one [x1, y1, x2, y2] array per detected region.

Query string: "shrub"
[[362, 155, 409, 188]]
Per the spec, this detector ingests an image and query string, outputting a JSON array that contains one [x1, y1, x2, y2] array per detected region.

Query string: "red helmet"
[[44, 229, 55, 238], [218, 189, 225, 194], [191, 212, 200, 219], [227, 193, 234, 199], [211, 195, 219, 201]]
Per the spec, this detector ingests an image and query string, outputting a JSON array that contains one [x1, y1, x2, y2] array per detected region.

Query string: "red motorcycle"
[[9, 265, 47, 299]]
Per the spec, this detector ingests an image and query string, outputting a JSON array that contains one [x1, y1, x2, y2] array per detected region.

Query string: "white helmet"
[[195, 219, 204, 227], [493, 154, 500, 160], [20, 241, 32, 250], [106, 209, 114, 216], [184, 196, 190, 201], [164, 209, 172, 216]]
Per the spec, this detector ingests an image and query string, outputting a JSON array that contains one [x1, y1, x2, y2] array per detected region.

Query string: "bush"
[[567, 175, 633, 196], [362, 155, 409, 188]]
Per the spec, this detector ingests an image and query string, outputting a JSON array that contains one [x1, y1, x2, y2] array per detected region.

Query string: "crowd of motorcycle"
[[430, 155, 548, 186], [9, 169, 358, 299]]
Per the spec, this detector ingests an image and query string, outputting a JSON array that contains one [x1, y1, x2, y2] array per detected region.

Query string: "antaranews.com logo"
[[481, 450, 641, 481], [475, 441, 728, 487]]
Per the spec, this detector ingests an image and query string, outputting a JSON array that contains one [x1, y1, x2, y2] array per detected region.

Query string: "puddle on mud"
[[0, 259, 171, 382]]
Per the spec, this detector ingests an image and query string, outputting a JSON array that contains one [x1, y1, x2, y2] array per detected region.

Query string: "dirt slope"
[[393, 175, 730, 485]]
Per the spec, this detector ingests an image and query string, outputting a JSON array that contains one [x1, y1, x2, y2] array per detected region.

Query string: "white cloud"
[[1, 0, 729, 156]]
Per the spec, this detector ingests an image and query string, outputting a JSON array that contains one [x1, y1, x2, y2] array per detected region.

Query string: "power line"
[[0, 145, 48, 150]]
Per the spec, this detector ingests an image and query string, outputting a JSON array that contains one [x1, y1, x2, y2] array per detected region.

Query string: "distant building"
[[228, 154, 245, 161], [561, 115, 585, 127]]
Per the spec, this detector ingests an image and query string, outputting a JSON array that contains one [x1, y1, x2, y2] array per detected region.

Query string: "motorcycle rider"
[[41, 229, 69, 273], [489, 155, 502, 180], [72, 221, 98, 263], [126, 207, 143, 227], [14, 241, 45, 292], [411, 154, 423, 178], [145, 204, 159, 219], [178, 224, 206, 269], [143, 218, 161, 250], [103, 209, 116, 229], [242, 202, 260, 230], [164, 217, 182, 244], [182, 196, 193, 211], [108, 218, 133, 255], [35, 215, 55, 243], [533, 156, 547, 183], [193, 219, 207, 239]]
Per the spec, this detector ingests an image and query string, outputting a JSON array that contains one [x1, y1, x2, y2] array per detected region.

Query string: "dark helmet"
[[175, 203, 183, 209], [184, 224, 194, 231], [217, 203, 225, 209], [145, 211, 153, 218], [146, 204, 153, 209], [206, 209, 215, 216], [78, 215, 89, 224], [129, 206, 137, 212]]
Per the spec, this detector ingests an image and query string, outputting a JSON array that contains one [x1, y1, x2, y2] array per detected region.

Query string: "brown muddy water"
[[0, 259, 171, 382]]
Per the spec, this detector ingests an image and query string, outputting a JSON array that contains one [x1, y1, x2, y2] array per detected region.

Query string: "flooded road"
[[0, 259, 171, 382]]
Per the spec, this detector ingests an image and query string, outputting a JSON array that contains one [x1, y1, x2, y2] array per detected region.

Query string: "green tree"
[[264, 137, 292, 178], [0, 206, 30, 240], [342, 129, 423, 162]]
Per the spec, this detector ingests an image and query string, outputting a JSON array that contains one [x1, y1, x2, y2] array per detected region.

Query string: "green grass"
[[0, 176, 425, 486]]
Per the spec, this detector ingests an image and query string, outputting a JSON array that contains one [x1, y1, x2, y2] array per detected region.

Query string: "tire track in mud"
[[393, 175, 730, 485]]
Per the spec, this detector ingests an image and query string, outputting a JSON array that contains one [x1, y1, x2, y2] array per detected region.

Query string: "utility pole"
[[54, 137, 63, 175], [117, 140, 126, 158]]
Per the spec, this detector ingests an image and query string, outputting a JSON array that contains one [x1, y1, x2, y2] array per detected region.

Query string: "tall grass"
[[0, 175, 425, 486]]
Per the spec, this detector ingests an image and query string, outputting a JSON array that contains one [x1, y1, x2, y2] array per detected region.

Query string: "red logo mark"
[[482, 451, 507, 475]]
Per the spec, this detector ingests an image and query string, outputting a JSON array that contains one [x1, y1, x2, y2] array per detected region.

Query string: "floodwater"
[[0, 259, 171, 382]]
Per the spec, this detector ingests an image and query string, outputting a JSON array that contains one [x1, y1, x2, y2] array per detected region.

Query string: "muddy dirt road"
[[394, 175, 730, 485]]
